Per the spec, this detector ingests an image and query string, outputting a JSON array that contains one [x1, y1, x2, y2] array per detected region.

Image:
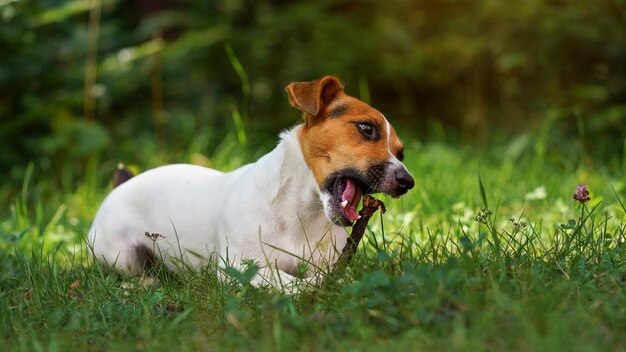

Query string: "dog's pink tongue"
[[341, 179, 361, 222]]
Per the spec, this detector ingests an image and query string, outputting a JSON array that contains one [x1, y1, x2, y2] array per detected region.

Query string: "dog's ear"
[[286, 76, 344, 117]]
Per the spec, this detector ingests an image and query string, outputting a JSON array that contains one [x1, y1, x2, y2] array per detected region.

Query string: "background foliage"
[[1, 0, 625, 207]]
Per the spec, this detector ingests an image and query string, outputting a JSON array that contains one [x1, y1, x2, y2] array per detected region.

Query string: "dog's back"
[[88, 164, 224, 274]]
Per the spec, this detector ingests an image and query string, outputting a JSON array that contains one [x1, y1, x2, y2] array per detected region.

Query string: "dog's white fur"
[[88, 126, 347, 289]]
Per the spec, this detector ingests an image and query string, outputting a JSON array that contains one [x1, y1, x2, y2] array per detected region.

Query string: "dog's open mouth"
[[336, 177, 362, 222], [328, 175, 374, 226], [321, 169, 377, 226]]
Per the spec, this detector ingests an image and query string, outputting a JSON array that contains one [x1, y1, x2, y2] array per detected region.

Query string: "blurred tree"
[[0, 0, 624, 194]]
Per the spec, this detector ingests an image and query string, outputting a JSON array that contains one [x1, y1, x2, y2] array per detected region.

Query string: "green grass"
[[1, 133, 626, 351]]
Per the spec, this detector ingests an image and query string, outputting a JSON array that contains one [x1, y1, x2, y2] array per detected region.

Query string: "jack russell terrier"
[[88, 76, 414, 290]]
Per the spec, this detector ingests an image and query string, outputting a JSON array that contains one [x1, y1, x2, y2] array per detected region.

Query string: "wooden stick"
[[333, 195, 385, 273]]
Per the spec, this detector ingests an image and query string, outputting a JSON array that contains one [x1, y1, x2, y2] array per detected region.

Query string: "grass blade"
[[612, 185, 626, 215], [478, 171, 489, 210]]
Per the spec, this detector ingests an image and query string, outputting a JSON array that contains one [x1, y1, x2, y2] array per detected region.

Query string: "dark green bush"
[[1, 0, 624, 193]]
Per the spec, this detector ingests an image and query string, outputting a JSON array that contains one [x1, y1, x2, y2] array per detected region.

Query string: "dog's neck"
[[234, 125, 341, 274], [261, 125, 327, 229]]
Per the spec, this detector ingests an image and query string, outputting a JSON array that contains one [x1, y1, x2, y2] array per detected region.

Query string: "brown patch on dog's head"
[[286, 76, 344, 118], [286, 76, 414, 225]]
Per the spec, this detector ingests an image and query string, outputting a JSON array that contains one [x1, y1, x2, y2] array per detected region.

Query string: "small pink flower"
[[573, 184, 591, 203]]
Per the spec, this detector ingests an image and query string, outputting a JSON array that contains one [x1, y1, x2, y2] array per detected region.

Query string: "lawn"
[[1, 131, 625, 351]]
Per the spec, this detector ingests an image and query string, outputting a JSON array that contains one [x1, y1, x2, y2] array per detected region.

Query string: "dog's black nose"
[[395, 169, 415, 194]]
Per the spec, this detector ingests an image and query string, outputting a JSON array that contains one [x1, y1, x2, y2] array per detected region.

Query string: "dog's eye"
[[397, 149, 404, 162], [356, 122, 379, 140]]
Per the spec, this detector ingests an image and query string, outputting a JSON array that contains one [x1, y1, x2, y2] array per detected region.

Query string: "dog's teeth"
[[340, 200, 348, 208], [357, 215, 361, 220]]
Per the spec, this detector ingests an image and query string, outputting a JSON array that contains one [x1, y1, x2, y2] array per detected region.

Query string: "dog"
[[88, 76, 414, 290]]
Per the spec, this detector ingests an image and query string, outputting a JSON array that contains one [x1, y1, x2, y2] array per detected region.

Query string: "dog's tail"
[[113, 163, 134, 188]]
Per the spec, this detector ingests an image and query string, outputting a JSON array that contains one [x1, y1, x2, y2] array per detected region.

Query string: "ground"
[[1, 138, 625, 351]]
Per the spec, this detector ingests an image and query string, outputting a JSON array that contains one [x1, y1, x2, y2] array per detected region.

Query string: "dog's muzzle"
[[366, 162, 414, 198], [321, 162, 414, 226]]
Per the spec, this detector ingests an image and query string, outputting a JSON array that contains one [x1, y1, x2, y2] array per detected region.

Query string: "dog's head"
[[286, 76, 414, 226]]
